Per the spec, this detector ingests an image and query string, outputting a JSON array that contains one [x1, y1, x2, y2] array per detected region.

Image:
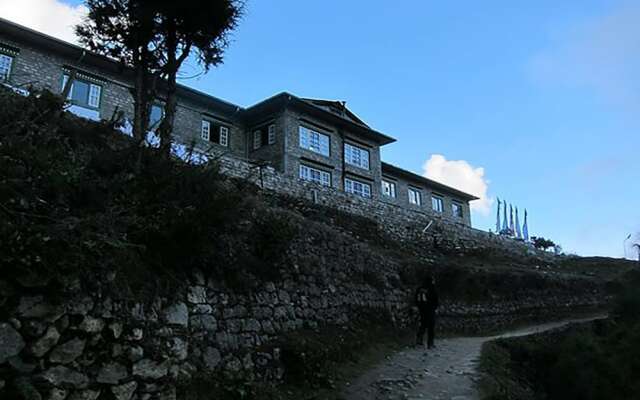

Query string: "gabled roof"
[[301, 98, 369, 127], [244, 92, 396, 146], [381, 162, 480, 201]]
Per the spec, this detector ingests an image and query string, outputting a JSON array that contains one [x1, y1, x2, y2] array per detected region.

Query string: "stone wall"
[[0, 225, 603, 400], [216, 155, 551, 261]]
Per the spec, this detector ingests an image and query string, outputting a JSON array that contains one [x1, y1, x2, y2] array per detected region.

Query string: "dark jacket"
[[415, 283, 439, 312]]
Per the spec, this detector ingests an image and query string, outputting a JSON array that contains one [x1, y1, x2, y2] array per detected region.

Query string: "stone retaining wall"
[[0, 216, 602, 400], [216, 155, 551, 261]]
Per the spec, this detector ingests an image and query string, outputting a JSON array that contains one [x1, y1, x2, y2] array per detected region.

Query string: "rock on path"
[[341, 316, 605, 400]]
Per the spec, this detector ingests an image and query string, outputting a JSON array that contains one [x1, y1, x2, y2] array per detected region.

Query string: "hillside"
[[0, 87, 634, 399]]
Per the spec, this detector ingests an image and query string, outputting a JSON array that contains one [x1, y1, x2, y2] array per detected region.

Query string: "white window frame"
[[432, 195, 444, 213], [344, 143, 370, 170], [408, 187, 422, 206], [62, 73, 102, 109], [452, 202, 464, 218], [201, 120, 211, 141], [253, 130, 262, 150], [345, 178, 372, 198], [219, 126, 229, 147], [299, 125, 330, 156], [0, 53, 13, 82], [381, 179, 396, 198], [299, 164, 331, 187], [268, 124, 276, 145]]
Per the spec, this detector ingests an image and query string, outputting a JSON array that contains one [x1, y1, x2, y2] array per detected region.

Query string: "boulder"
[[0, 322, 25, 363], [132, 359, 169, 380], [187, 286, 207, 304], [78, 317, 104, 333], [163, 303, 188, 327], [30, 326, 60, 357], [40, 366, 88, 388], [49, 338, 85, 364], [47, 388, 68, 400], [67, 390, 100, 400], [111, 382, 137, 400], [203, 347, 221, 369], [189, 315, 216, 332], [96, 362, 128, 384], [17, 296, 63, 321]]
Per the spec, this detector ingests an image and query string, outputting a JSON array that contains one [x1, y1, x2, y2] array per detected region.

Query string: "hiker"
[[415, 275, 439, 348]]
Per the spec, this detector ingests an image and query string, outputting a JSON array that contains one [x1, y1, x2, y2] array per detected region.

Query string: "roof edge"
[[381, 162, 480, 201]]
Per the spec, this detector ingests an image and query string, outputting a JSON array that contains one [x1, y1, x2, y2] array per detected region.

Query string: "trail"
[[340, 315, 606, 400]]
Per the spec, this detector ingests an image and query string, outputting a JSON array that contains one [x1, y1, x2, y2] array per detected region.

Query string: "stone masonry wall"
[[0, 224, 603, 400], [216, 155, 551, 261]]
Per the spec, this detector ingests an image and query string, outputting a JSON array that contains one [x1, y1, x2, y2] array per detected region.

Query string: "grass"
[[478, 270, 640, 400]]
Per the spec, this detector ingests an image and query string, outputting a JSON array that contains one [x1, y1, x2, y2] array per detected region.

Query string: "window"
[[299, 165, 331, 187], [408, 187, 422, 206], [432, 196, 444, 212], [344, 143, 370, 170], [219, 126, 229, 147], [201, 120, 211, 141], [149, 104, 163, 130], [62, 74, 102, 109], [268, 124, 276, 145], [299, 125, 330, 156], [252, 123, 276, 150], [345, 178, 371, 198], [452, 202, 464, 218], [201, 119, 229, 147], [253, 130, 262, 150], [381, 180, 396, 198], [0, 54, 13, 82]]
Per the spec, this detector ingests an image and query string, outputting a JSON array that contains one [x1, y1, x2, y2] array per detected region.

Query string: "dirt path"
[[340, 315, 606, 400]]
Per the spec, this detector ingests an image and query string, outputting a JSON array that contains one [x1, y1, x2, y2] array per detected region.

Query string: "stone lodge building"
[[0, 17, 478, 227]]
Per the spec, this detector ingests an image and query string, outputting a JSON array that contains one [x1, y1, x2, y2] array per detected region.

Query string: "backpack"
[[416, 287, 430, 305]]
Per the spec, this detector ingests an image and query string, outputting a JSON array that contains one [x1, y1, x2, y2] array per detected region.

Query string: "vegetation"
[[76, 0, 244, 150], [479, 270, 640, 400], [530, 236, 557, 252], [0, 87, 290, 297]]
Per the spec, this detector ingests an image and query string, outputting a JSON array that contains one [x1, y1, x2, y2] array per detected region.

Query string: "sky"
[[2, 0, 639, 258]]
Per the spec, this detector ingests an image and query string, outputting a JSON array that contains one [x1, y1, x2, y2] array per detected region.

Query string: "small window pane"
[[88, 84, 101, 108], [268, 124, 276, 145], [409, 188, 422, 205], [432, 196, 444, 212], [253, 130, 262, 150], [71, 80, 90, 105], [0, 54, 13, 81], [219, 126, 229, 147], [201, 120, 210, 141], [382, 180, 396, 198], [452, 203, 463, 218], [299, 126, 330, 156], [299, 165, 330, 187], [345, 178, 371, 198]]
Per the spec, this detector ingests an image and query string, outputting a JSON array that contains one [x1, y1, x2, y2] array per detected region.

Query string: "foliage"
[[479, 270, 640, 400], [276, 309, 399, 389], [77, 0, 244, 152], [76, 0, 159, 141], [530, 236, 556, 251], [0, 88, 292, 297]]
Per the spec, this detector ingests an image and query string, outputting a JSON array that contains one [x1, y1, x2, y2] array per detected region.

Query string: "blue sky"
[[4, 0, 639, 258]]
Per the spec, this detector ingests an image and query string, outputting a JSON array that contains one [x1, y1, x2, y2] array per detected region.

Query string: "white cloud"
[[0, 0, 87, 44], [422, 154, 492, 215], [530, 2, 640, 111]]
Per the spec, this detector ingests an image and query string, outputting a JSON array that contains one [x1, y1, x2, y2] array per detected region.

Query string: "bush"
[[0, 88, 269, 297]]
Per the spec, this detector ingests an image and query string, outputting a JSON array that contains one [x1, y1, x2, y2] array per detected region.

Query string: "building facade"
[[0, 17, 478, 227]]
